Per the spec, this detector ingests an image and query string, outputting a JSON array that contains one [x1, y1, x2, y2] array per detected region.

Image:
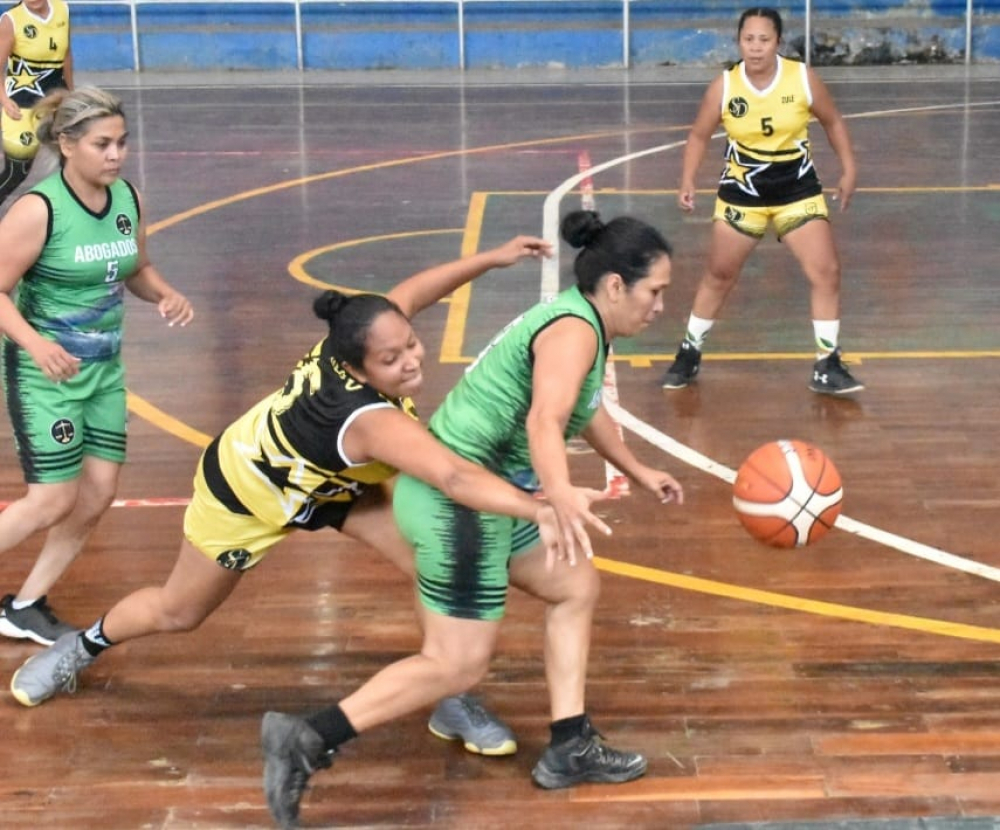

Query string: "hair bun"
[[560, 210, 604, 249], [313, 290, 350, 321]]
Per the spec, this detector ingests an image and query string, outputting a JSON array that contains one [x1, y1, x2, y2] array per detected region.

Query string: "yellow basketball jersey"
[[717, 55, 822, 206], [3, 0, 71, 105]]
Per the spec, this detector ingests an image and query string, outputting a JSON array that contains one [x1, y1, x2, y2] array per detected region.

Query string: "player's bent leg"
[[102, 539, 243, 641]]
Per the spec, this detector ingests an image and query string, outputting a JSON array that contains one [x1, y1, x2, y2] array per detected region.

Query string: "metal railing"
[[67, 0, 990, 72]]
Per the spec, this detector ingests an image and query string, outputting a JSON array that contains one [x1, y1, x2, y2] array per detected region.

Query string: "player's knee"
[[570, 562, 602, 607], [428, 643, 492, 693], [158, 602, 211, 633]]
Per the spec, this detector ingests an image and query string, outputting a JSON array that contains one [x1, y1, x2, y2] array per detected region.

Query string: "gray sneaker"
[[10, 631, 95, 707], [261, 711, 335, 830], [0, 593, 76, 646], [531, 717, 646, 789], [428, 693, 517, 756]]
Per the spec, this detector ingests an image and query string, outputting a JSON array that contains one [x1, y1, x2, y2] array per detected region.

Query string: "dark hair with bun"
[[560, 209, 672, 293], [313, 290, 405, 367]]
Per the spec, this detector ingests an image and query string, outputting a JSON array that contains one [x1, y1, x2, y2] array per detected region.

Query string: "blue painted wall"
[[66, 0, 1000, 72]]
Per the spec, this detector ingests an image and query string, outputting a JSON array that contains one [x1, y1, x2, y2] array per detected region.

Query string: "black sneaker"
[[261, 711, 335, 829], [661, 341, 701, 389], [809, 347, 864, 395], [0, 594, 76, 646], [531, 717, 647, 790]]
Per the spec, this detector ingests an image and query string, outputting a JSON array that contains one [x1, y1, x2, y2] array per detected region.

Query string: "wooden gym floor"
[[1, 65, 999, 829]]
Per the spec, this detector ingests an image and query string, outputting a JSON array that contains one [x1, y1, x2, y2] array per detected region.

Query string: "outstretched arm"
[[582, 405, 683, 505], [387, 235, 551, 319], [345, 407, 611, 568]]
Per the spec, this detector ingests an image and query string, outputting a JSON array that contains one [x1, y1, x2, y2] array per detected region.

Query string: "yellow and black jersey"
[[2, 0, 70, 107], [202, 337, 417, 531], [716, 55, 823, 207]]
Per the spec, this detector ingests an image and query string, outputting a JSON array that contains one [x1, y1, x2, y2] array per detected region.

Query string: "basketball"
[[732, 439, 843, 548]]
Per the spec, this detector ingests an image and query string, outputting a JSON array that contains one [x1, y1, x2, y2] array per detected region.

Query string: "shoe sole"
[[0, 617, 57, 647], [10, 665, 46, 707], [427, 723, 517, 756], [531, 759, 648, 789], [661, 367, 699, 390], [809, 383, 865, 395]]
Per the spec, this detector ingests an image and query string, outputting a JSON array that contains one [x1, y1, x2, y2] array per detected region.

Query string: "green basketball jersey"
[[428, 285, 608, 491], [16, 172, 141, 361]]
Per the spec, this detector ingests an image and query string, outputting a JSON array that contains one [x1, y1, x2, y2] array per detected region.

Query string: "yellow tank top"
[[716, 55, 822, 206], [3, 0, 70, 105]]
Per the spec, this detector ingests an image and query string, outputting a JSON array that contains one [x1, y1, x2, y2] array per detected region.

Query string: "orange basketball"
[[733, 439, 843, 548]]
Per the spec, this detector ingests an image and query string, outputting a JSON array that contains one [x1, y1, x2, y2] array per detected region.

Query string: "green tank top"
[[428, 285, 608, 491], [15, 172, 141, 361]]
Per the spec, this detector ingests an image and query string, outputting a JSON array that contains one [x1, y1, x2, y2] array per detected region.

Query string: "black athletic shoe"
[[531, 717, 647, 790], [261, 711, 335, 829], [809, 348, 865, 395], [661, 341, 702, 389], [0, 594, 76, 646]]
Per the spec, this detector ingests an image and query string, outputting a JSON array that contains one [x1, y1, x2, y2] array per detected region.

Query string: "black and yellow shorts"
[[1, 106, 43, 161], [714, 193, 829, 240]]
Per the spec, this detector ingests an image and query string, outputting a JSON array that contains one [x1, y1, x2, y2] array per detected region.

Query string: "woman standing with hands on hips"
[[0, 86, 193, 645], [661, 6, 863, 396], [262, 210, 685, 829]]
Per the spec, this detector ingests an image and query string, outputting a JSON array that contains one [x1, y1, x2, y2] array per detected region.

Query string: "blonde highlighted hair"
[[34, 86, 127, 152]]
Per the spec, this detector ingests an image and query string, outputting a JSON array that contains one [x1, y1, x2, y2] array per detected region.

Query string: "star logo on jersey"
[[115, 214, 134, 236], [721, 143, 771, 198], [6, 58, 54, 98]]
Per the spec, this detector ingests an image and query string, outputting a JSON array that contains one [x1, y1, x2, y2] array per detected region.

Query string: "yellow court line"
[[287, 228, 462, 291], [594, 556, 1000, 644], [144, 125, 690, 236], [440, 192, 487, 363], [126, 392, 212, 449]]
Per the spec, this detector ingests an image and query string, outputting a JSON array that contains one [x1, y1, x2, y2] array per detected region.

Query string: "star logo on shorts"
[[721, 143, 770, 198]]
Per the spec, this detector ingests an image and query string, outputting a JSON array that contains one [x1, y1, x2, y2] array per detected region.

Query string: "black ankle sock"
[[81, 618, 114, 656], [306, 704, 358, 751], [549, 713, 587, 745]]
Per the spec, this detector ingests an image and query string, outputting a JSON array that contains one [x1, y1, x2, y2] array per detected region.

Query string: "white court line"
[[607, 401, 1000, 583], [543, 100, 1000, 583]]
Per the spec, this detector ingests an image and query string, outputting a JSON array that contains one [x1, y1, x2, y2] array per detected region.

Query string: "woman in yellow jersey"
[[0, 0, 72, 206], [661, 6, 863, 396]]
